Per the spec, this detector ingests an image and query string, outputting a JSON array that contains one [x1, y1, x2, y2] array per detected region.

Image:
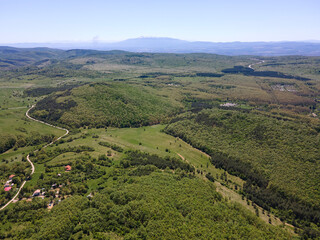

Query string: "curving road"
[[0, 105, 69, 210], [248, 60, 265, 69]]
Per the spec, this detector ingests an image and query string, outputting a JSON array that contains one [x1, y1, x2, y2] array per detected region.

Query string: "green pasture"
[[0, 108, 65, 137]]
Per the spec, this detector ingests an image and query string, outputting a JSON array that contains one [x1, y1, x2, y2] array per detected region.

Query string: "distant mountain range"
[[3, 37, 320, 56]]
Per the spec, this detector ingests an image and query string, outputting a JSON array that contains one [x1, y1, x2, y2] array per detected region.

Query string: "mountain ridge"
[[3, 37, 320, 56]]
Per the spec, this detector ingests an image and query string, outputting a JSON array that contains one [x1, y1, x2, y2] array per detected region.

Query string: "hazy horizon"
[[2, 36, 320, 45], [1, 0, 320, 44]]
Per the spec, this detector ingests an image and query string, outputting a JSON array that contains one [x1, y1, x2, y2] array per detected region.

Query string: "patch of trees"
[[0, 133, 55, 154], [30, 91, 77, 123], [122, 150, 195, 173], [246, 71, 311, 81], [263, 63, 286, 66], [129, 165, 158, 176], [24, 84, 81, 97], [98, 141, 123, 152], [210, 151, 268, 188], [94, 154, 112, 167], [36, 196, 88, 240], [0, 61, 103, 79], [0, 198, 49, 239], [0, 135, 16, 153], [120, 57, 145, 65], [33, 90, 76, 110], [138, 75, 150, 78], [221, 66, 254, 74], [182, 97, 219, 112], [244, 182, 320, 238], [196, 72, 224, 77], [205, 172, 215, 182], [221, 65, 310, 81], [0, 161, 30, 180], [209, 84, 236, 89], [34, 145, 94, 164]]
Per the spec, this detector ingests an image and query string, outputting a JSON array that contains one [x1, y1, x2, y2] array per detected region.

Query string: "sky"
[[0, 0, 319, 43]]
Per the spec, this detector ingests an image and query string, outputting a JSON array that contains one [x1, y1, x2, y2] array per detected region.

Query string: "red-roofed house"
[[65, 165, 71, 171], [9, 175, 15, 180], [4, 187, 12, 192]]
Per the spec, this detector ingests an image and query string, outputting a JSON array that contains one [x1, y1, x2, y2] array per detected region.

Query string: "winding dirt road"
[[0, 105, 69, 210], [248, 60, 265, 69]]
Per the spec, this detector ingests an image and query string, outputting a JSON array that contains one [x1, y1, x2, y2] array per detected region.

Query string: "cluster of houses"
[[32, 182, 63, 209], [31, 165, 71, 197], [4, 165, 72, 209], [4, 175, 15, 192]]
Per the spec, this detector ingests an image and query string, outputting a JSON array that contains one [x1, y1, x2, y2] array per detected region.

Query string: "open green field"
[[0, 108, 64, 137], [45, 125, 243, 185]]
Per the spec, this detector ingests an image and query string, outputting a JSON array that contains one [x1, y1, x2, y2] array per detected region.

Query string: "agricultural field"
[[0, 48, 319, 239]]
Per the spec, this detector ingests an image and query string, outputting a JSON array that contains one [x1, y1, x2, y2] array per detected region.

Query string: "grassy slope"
[[0, 108, 64, 137]]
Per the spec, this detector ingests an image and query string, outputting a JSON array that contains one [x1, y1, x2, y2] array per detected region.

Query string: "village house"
[[65, 165, 72, 171], [3, 175, 15, 191], [220, 102, 237, 107], [33, 189, 41, 197]]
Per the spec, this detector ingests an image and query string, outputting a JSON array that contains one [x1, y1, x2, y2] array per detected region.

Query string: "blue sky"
[[0, 0, 319, 43]]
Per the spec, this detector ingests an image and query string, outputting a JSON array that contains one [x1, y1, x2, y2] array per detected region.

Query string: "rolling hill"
[[30, 82, 182, 128]]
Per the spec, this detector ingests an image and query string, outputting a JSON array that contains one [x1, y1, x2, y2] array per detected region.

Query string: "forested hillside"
[[30, 83, 182, 128], [165, 108, 320, 235]]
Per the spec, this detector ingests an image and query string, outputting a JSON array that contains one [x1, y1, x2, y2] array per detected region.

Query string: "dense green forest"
[[165, 108, 320, 236], [0, 151, 290, 239]]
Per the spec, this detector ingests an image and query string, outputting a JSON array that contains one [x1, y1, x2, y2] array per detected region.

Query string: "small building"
[[4, 187, 11, 192], [9, 175, 15, 180], [65, 165, 71, 171], [33, 189, 41, 197], [220, 102, 237, 107]]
